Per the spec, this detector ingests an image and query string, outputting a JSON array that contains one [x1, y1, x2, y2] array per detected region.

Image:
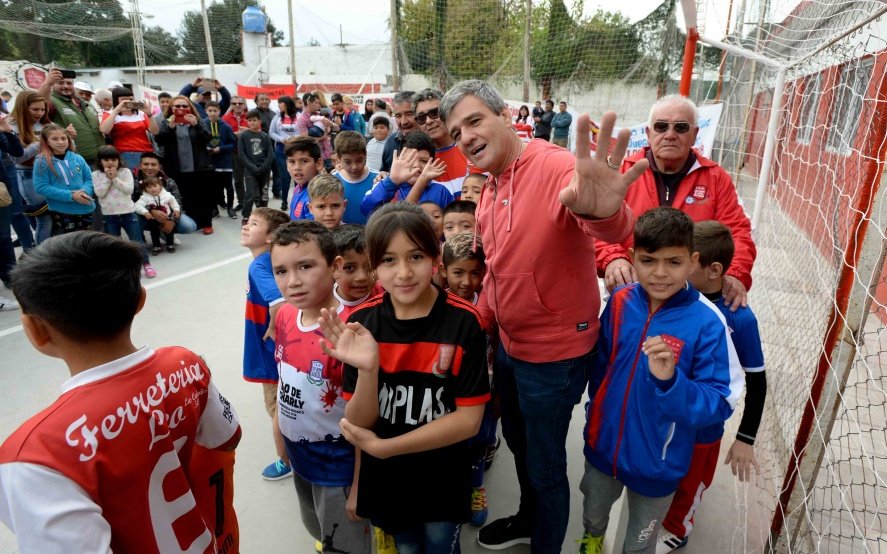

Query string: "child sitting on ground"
[[360, 131, 454, 217], [578, 207, 742, 554], [134, 176, 180, 255], [307, 174, 346, 230], [270, 220, 371, 554], [442, 232, 498, 527], [239, 206, 293, 481], [333, 131, 378, 225], [332, 224, 381, 307], [657, 220, 766, 553], [442, 200, 477, 240], [0, 232, 241, 552]]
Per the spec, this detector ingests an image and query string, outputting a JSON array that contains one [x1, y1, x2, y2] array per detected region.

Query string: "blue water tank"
[[242, 5, 267, 34]]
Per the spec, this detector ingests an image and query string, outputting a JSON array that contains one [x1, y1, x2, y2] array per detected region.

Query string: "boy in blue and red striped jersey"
[[578, 208, 744, 554], [240, 206, 293, 481], [657, 220, 766, 553]]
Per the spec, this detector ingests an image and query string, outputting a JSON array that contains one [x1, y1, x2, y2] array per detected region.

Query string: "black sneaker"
[[234, 203, 242, 211], [280, 201, 288, 211], [477, 516, 531, 550], [212, 208, 220, 219], [227, 208, 237, 219]]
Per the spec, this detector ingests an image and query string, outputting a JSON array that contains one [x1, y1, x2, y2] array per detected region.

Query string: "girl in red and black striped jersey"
[[318, 202, 490, 553]]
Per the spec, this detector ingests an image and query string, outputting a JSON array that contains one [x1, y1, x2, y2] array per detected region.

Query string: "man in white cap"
[[74, 81, 95, 109]]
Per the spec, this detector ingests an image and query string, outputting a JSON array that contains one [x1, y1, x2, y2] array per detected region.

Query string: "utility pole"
[[288, 0, 297, 91], [199, 0, 216, 80], [522, 0, 532, 102], [390, 0, 401, 91], [129, 0, 147, 87]]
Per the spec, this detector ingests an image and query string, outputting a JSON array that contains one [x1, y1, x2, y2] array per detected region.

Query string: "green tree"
[[177, 0, 283, 64]]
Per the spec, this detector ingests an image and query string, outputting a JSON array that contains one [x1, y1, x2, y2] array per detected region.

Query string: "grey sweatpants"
[[292, 471, 371, 554], [581, 461, 675, 554]]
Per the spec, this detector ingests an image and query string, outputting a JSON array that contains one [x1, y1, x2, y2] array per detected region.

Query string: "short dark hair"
[[402, 131, 435, 159], [330, 92, 343, 103], [373, 117, 390, 130], [111, 86, 134, 107], [270, 220, 338, 265], [335, 131, 367, 156], [251, 207, 290, 234], [158, 92, 172, 100], [140, 151, 161, 164], [633, 207, 695, 255], [246, 109, 262, 120], [443, 232, 485, 268], [332, 224, 367, 255], [284, 136, 322, 161], [205, 100, 221, 110], [366, 202, 440, 269], [11, 232, 143, 341], [96, 145, 124, 169], [443, 200, 477, 217], [694, 220, 734, 269], [374, 99, 387, 111]]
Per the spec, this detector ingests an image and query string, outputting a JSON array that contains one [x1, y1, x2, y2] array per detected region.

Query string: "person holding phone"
[[98, 87, 158, 170], [38, 68, 105, 167], [155, 96, 215, 234]]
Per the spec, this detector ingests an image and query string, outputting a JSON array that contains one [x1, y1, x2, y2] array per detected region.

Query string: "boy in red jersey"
[[0, 232, 241, 553], [271, 221, 371, 553]]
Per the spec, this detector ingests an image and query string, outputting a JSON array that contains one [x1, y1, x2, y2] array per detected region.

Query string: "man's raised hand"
[[559, 111, 649, 219]]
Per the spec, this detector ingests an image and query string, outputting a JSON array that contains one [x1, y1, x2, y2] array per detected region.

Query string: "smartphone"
[[174, 107, 189, 125], [60, 69, 76, 79], [128, 101, 145, 110]]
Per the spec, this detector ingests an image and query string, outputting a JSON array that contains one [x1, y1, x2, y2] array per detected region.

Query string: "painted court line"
[[0, 252, 251, 339]]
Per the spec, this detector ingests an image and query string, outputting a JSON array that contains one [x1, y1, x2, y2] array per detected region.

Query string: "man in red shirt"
[[441, 80, 645, 553], [596, 95, 756, 310], [223, 95, 250, 212], [413, 88, 477, 197]]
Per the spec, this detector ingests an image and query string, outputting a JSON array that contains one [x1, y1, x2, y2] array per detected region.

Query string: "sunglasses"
[[415, 107, 440, 125], [652, 120, 692, 134], [231, 101, 244, 105], [173, 105, 190, 109]]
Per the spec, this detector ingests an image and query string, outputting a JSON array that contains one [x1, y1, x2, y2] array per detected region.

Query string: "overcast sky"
[[138, 0, 742, 47]]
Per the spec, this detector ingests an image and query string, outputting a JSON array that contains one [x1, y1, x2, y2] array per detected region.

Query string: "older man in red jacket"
[[597, 95, 756, 310], [441, 80, 646, 553]]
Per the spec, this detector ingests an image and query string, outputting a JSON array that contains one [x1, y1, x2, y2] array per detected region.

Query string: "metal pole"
[[522, 0, 531, 102], [199, 0, 216, 80], [128, 0, 147, 87], [750, 67, 785, 230], [287, 0, 297, 90], [390, 0, 400, 90]]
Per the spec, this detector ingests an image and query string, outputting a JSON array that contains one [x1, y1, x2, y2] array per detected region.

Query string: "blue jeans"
[[2, 161, 34, 250], [119, 151, 147, 171], [103, 213, 149, 263], [393, 522, 461, 554], [494, 344, 590, 554], [16, 168, 51, 245], [0, 203, 14, 285], [273, 143, 289, 200]]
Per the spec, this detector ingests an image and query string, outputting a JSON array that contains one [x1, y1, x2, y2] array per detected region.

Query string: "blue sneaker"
[[261, 458, 292, 481], [470, 487, 488, 526]]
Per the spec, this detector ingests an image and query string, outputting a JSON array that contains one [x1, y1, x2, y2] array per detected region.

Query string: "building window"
[[825, 58, 874, 155], [795, 73, 821, 144]]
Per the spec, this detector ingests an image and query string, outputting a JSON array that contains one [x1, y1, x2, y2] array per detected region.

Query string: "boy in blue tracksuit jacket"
[[578, 208, 742, 554], [360, 131, 454, 217]]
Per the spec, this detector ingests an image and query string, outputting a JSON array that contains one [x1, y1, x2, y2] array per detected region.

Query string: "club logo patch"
[[308, 360, 325, 386], [684, 196, 695, 205], [692, 185, 707, 199], [660, 334, 685, 365]]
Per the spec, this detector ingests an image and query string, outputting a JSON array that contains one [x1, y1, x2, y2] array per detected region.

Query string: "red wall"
[[744, 51, 887, 319]]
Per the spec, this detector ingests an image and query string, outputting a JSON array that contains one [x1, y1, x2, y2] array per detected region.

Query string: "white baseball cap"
[[74, 81, 94, 93]]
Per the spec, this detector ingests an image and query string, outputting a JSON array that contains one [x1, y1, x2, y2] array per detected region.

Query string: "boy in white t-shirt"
[[365, 116, 390, 172], [0, 232, 241, 553]]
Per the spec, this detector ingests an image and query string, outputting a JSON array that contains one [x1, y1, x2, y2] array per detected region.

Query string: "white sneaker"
[[656, 530, 688, 554], [174, 237, 182, 245], [0, 295, 20, 311]]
